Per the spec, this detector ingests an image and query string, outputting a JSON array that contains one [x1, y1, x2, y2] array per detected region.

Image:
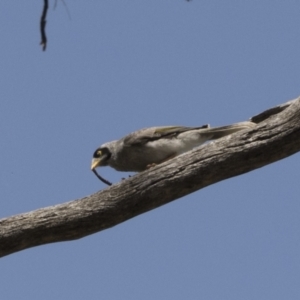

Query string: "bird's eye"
[[93, 149, 102, 158], [93, 147, 111, 159]]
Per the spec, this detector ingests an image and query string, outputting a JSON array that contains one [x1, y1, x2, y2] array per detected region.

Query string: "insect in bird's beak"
[[92, 169, 112, 186]]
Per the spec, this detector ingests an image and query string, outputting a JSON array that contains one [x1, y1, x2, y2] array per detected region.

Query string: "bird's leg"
[[146, 163, 157, 169], [146, 153, 177, 169]]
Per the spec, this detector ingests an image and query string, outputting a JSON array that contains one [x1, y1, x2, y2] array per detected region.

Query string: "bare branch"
[[1, 97, 300, 257], [250, 98, 297, 123]]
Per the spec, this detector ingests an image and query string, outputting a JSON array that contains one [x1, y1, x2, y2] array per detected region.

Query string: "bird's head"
[[91, 147, 111, 170]]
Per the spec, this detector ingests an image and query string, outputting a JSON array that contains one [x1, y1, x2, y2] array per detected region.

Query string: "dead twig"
[[40, 0, 49, 51]]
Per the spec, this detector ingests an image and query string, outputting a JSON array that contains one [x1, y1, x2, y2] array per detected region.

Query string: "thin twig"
[[54, 0, 72, 20], [40, 0, 49, 51]]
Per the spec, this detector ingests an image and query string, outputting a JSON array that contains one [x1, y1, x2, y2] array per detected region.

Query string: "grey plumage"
[[91, 121, 255, 172]]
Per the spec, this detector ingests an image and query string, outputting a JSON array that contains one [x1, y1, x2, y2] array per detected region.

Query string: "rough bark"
[[1, 97, 300, 258]]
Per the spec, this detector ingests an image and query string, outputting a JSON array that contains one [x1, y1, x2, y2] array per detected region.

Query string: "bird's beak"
[[91, 158, 101, 170]]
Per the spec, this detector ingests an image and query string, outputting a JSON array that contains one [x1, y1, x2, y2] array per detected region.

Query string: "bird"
[[91, 121, 255, 173]]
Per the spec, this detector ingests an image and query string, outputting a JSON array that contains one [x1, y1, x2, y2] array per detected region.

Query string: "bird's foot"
[[146, 163, 157, 169], [121, 175, 132, 180]]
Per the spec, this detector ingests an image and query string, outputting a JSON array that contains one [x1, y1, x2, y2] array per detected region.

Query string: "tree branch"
[[1, 97, 300, 257]]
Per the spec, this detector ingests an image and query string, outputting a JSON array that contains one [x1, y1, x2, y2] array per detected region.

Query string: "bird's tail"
[[199, 121, 256, 139]]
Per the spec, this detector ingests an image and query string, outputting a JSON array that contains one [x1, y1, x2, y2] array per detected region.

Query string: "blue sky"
[[1, 1, 300, 299]]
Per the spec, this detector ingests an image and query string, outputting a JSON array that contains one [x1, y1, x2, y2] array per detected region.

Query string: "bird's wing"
[[198, 121, 256, 139], [123, 125, 209, 146]]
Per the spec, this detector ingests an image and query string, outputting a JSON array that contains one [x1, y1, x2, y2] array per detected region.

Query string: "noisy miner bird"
[[91, 121, 255, 181]]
